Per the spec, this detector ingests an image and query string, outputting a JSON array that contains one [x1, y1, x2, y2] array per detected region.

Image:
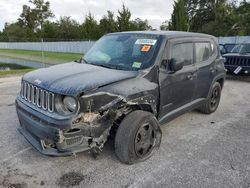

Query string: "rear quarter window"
[[195, 42, 213, 63], [195, 40, 217, 64], [171, 42, 193, 66]]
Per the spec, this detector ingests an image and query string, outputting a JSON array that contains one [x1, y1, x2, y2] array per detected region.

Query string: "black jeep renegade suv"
[[16, 31, 226, 164]]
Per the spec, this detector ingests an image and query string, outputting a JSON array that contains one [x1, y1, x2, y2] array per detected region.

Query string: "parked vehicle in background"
[[224, 43, 237, 53], [223, 43, 250, 74], [219, 43, 236, 55], [16, 31, 226, 164]]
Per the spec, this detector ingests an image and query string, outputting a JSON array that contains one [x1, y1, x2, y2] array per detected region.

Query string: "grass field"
[[0, 49, 83, 64], [0, 69, 34, 76], [0, 63, 34, 76]]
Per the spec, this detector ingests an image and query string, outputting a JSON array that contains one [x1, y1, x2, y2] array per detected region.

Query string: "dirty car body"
[[16, 31, 226, 159]]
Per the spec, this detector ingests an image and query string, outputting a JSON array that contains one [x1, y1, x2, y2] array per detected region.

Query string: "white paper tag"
[[234, 66, 242, 74], [135, 39, 157, 45]]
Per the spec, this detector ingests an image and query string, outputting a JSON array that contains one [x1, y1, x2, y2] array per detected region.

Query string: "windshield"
[[231, 43, 250, 53], [224, 44, 236, 52], [83, 34, 161, 71]]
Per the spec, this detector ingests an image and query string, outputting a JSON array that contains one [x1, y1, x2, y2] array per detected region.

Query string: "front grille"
[[20, 81, 55, 112], [225, 57, 250, 66]]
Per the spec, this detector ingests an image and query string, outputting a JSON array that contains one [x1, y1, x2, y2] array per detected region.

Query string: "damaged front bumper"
[[16, 97, 108, 156]]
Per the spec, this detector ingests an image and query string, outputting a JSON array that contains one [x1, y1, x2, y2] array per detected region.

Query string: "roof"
[[108, 30, 216, 40]]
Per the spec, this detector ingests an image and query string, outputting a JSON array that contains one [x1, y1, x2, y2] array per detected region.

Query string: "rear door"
[[194, 39, 218, 99], [159, 38, 197, 118]]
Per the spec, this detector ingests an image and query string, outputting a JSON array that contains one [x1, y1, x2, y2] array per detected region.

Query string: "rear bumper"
[[16, 98, 91, 156]]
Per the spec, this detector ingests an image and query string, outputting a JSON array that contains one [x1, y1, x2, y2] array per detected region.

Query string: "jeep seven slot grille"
[[20, 81, 55, 112], [225, 57, 250, 66]]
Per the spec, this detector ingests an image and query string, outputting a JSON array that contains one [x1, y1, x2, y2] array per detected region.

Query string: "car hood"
[[23, 62, 138, 96]]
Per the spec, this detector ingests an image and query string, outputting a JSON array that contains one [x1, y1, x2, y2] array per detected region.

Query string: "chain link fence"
[[0, 41, 95, 54], [0, 38, 95, 69], [218, 36, 250, 44]]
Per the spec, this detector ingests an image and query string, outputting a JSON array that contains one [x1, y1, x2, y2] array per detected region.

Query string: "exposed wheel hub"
[[210, 87, 220, 108], [134, 123, 156, 157]]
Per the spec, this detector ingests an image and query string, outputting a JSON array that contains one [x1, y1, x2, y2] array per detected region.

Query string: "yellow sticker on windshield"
[[141, 45, 151, 52], [132, 62, 142, 68]]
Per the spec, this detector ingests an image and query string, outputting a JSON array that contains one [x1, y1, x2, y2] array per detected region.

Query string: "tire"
[[115, 110, 162, 164], [199, 82, 222, 114]]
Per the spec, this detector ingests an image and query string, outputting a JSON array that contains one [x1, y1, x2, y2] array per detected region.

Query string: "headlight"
[[63, 96, 77, 112]]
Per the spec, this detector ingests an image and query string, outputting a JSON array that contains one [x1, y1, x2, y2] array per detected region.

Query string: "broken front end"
[[16, 79, 160, 156]]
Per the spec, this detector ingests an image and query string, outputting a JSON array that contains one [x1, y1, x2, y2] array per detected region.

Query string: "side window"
[[171, 43, 193, 66], [195, 42, 213, 63]]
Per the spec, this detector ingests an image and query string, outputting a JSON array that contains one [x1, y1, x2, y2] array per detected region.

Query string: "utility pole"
[[41, 38, 45, 67]]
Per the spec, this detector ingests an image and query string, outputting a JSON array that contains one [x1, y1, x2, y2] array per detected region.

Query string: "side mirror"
[[169, 58, 184, 72]]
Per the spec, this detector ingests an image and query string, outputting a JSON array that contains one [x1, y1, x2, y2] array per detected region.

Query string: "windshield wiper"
[[74, 57, 84, 63], [97, 64, 120, 69], [75, 57, 91, 64], [77, 60, 127, 70]]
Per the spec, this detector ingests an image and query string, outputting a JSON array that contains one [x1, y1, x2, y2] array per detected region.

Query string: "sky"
[[0, 0, 174, 31]]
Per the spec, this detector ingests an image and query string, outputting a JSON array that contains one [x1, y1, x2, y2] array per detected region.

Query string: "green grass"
[[0, 69, 34, 76], [0, 62, 34, 76], [0, 63, 31, 69], [0, 49, 83, 64]]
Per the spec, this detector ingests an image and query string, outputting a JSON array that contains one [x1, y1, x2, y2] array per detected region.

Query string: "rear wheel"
[[199, 82, 221, 114], [115, 110, 162, 164]]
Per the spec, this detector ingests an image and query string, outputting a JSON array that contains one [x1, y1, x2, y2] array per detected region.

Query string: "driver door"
[[158, 39, 197, 119]]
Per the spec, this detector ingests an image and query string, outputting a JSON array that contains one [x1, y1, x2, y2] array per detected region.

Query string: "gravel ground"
[[0, 75, 249, 188]]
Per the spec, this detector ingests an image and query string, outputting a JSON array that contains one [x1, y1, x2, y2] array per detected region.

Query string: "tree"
[[235, 0, 250, 35], [183, 0, 231, 34], [0, 30, 7, 42], [160, 20, 170, 30], [3, 23, 29, 41], [169, 0, 188, 31], [18, 0, 54, 32], [18, 5, 37, 31], [131, 18, 152, 30], [81, 13, 100, 39], [42, 21, 58, 39], [99, 11, 117, 35], [117, 4, 132, 31], [1, 3, 156, 41], [31, 0, 54, 30], [56, 17, 81, 39], [201, 2, 240, 36]]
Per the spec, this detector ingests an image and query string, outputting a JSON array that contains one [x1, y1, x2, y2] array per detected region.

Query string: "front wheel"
[[115, 110, 162, 164], [199, 82, 222, 114]]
